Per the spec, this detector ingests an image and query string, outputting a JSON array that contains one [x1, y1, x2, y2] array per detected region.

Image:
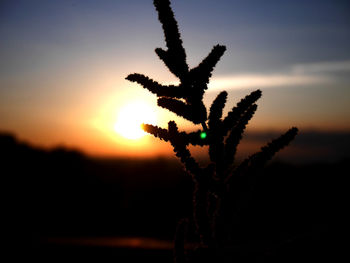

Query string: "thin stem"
[[201, 122, 208, 131]]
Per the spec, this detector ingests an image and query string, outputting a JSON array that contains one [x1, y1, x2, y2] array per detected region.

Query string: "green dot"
[[200, 132, 207, 139]]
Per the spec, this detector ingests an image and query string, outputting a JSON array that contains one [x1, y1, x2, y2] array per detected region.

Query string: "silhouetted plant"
[[126, 0, 298, 262]]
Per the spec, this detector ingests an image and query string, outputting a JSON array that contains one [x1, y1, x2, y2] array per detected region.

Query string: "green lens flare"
[[200, 132, 207, 139]]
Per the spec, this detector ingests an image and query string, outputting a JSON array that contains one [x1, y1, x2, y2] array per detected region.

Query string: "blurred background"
[[1, 0, 349, 262]]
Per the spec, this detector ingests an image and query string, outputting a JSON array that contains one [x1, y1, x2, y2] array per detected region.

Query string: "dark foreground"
[[33, 237, 174, 262], [32, 233, 345, 263], [1, 133, 347, 262]]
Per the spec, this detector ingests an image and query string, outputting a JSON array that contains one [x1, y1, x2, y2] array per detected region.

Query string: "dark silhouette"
[[126, 1, 299, 262]]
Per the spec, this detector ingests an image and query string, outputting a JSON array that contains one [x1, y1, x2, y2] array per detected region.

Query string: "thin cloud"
[[292, 60, 350, 74], [208, 60, 349, 91], [208, 74, 329, 91]]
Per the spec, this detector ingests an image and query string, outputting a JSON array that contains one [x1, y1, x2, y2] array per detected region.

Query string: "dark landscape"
[[1, 132, 347, 262]]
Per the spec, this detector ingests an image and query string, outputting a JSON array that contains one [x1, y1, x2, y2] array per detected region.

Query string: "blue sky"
[[1, 0, 349, 156], [2, 0, 349, 73]]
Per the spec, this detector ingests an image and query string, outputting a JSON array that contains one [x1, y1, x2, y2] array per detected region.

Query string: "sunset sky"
[[1, 0, 350, 158]]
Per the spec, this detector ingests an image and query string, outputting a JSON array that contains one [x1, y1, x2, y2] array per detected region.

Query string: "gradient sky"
[[1, 0, 350, 157]]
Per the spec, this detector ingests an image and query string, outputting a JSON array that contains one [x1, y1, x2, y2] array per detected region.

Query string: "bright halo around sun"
[[114, 101, 157, 140]]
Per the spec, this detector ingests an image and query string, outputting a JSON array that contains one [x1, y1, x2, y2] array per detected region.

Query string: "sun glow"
[[114, 101, 157, 140]]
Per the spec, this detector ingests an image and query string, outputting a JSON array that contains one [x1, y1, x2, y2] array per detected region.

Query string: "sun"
[[114, 101, 157, 140]]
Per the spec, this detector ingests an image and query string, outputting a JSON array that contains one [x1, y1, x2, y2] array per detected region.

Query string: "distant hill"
[[1, 132, 191, 239]]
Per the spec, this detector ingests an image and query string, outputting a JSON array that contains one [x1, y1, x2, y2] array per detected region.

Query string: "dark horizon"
[[2, 129, 349, 164]]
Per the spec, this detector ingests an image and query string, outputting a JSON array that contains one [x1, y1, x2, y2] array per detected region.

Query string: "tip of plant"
[[141, 123, 153, 133], [154, 0, 169, 8], [251, 89, 262, 99], [219, 90, 228, 97], [290, 127, 299, 134], [285, 127, 298, 141], [125, 74, 133, 81], [217, 44, 227, 50]]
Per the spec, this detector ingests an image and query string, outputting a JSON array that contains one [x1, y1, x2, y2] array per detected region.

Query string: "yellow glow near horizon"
[[114, 101, 157, 140]]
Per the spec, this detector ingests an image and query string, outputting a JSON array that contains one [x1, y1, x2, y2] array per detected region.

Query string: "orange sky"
[[1, 0, 349, 158]]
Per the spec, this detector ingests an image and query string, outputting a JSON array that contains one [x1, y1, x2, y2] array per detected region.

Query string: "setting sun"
[[114, 101, 157, 140]]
